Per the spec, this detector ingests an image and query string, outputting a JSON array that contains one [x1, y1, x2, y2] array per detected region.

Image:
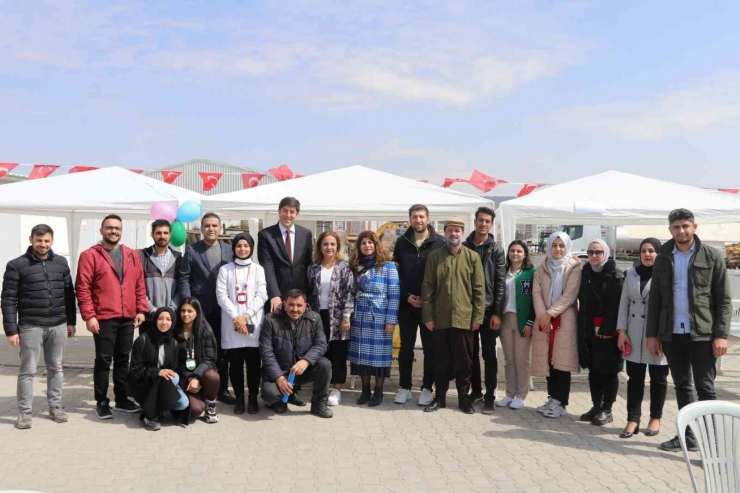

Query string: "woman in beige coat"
[[532, 232, 582, 418]]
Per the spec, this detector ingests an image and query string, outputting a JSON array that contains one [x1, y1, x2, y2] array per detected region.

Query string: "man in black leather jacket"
[[462, 206, 506, 413]]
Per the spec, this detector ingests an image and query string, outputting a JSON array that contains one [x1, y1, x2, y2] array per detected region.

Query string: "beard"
[[413, 223, 427, 233], [446, 237, 461, 247], [155, 239, 169, 246]]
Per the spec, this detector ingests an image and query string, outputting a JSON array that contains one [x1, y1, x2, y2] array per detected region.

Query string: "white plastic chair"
[[677, 401, 740, 493]]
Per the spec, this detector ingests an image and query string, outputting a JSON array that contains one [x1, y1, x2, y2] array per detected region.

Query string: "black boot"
[[591, 410, 614, 426], [357, 384, 371, 405], [218, 389, 237, 406], [247, 395, 259, 415], [579, 405, 601, 422], [368, 388, 384, 407], [424, 398, 446, 412], [234, 395, 246, 415], [311, 398, 334, 419]]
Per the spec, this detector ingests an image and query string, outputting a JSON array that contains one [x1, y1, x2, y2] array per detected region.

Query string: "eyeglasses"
[[587, 250, 604, 257]]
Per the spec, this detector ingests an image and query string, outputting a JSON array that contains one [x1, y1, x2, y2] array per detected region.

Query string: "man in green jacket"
[[421, 217, 485, 414], [646, 208, 732, 452]]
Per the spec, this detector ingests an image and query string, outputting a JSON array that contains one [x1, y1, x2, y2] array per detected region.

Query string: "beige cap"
[[444, 216, 466, 231]]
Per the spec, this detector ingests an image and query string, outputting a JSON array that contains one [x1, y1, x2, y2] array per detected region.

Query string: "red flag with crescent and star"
[[29, 165, 60, 180], [0, 163, 19, 178], [442, 177, 469, 188], [517, 183, 546, 197], [130, 169, 144, 174], [161, 170, 183, 184], [69, 166, 99, 174], [199, 172, 223, 192], [268, 164, 299, 181], [468, 169, 507, 192], [242, 173, 266, 189]]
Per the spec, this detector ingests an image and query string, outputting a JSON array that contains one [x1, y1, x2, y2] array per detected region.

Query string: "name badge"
[[186, 358, 196, 370], [236, 292, 248, 305]]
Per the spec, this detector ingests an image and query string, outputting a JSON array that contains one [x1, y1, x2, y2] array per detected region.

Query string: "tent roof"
[[204, 165, 495, 219], [0, 166, 204, 217]]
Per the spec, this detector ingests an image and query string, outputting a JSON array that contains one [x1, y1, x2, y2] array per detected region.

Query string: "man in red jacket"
[[76, 214, 148, 420]]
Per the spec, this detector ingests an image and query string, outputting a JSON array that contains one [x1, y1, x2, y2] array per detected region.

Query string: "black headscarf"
[[232, 232, 255, 260], [149, 307, 176, 345], [635, 237, 661, 282]]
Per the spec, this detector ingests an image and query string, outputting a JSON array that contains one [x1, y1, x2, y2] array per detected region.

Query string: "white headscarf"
[[546, 232, 572, 306], [588, 238, 611, 273]]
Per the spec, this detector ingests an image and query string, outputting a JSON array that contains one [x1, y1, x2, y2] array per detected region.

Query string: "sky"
[[1, 1, 739, 188]]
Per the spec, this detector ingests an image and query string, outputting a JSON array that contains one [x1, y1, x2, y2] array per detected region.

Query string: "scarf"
[[635, 237, 661, 283], [356, 254, 376, 291], [589, 238, 611, 273], [150, 307, 176, 345], [546, 232, 572, 307], [232, 232, 255, 260], [235, 258, 251, 267]]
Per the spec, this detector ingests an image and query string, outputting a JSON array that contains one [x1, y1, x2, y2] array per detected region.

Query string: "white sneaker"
[[536, 397, 553, 414], [394, 389, 412, 404], [417, 388, 434, 406], [543, 400, 567, 418], [495, 396, 515, 408], [509, 397, 525, 410], [327, 389, 341, 406]]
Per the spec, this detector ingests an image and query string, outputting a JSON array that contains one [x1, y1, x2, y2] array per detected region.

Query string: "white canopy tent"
[[203, 165, 495, 221], [498, 170, 740, 247], [0, 166, 205, 274]]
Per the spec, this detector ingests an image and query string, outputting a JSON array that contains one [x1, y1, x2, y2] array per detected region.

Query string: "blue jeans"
[[170, 374, 189, 411]]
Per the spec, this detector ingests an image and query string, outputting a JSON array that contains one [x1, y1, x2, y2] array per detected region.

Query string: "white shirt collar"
[[278, 223, 296, 237]]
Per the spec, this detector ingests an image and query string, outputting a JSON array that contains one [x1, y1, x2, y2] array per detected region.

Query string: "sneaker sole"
[[481, 409, 495, 415], [544, 412, 567, 419], [15, 423, 32, 429], [96, 412, 113, 420], [509, 405, 525, 410], [49, 415, 69, 423], [113, 407, 140, 413], [206, 417, 219, 424]]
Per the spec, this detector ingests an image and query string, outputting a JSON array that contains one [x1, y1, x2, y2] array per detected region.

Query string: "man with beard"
[[76, 214, 148, 420], [2, 224, 77, 429], [393, 204, 445, 406], [463, 206, 506, 413], [646, 208, 731, 452], [421, 217, 485, 414], [138, 219, 182, 336]]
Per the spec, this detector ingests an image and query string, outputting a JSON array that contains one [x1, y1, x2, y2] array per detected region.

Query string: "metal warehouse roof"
[[142, 158, 277, 195]]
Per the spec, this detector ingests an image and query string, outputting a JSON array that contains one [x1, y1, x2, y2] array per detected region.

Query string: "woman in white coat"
[[216, 232, 267, 415]]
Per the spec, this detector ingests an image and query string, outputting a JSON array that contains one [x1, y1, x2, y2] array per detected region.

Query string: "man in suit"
[[179, 212, 235, 405], [258, 197, 313, 313]]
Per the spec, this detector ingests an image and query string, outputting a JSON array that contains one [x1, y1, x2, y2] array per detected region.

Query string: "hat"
[[444, 216, 466, 231]]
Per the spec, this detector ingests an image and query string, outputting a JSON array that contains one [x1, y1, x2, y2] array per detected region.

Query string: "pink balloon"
[[150, 202, 178, 222]]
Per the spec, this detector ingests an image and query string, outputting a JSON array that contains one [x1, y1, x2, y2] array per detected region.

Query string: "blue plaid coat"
[[349, 262, 400, 368]]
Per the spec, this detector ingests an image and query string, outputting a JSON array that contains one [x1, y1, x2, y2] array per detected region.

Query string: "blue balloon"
[[176, 201, 202, 223]]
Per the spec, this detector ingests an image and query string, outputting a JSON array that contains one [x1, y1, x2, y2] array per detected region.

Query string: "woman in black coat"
[[175, 297, 220, 424], [577, 239, 624, 426], [128, 307, 190, 431]]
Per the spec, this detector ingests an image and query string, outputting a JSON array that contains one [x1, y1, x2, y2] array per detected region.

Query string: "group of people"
[[1, 199, 731, 452]]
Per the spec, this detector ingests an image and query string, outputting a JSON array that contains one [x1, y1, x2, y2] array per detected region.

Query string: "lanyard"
[[235, 265, 251, 305]]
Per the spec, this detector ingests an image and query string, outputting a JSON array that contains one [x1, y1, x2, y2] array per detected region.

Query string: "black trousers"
[[320, 310, 349, 385], [470, 323, 498, 398], [206, 310, 229, 394], [625, 361, 670, 422], [663, 334, 717, 410], [227, 347, 262, 397], [398, 305, 434, 391], [261, 357, 332, 405], [93, 317, 135, 405], [546, 365, 571, 407], [432, 328, 473, 404], [588, 369, 620, 411]]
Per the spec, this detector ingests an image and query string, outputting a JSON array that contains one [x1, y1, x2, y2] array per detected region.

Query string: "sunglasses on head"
[[587, 250, 604, 256]]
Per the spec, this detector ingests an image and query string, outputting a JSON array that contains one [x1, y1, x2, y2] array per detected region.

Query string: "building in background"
[[142, 158, 277, 195]]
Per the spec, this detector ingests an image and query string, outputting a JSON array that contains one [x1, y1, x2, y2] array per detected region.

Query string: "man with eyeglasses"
[[76, 214, 148, 420], [646, 208, 732, 452]]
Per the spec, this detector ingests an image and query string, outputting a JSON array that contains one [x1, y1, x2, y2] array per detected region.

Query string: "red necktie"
[[285, 230, 292, 263]]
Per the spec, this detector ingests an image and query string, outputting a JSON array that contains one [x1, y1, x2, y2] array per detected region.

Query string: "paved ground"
[[1, 339, 739, 493]]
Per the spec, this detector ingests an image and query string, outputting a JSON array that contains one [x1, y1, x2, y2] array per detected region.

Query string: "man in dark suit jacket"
[[258, 197, 314, 314], [178, 212, 235, 404]]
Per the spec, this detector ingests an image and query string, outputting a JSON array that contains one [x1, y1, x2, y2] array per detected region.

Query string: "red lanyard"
[[235, 264, 251, 305]]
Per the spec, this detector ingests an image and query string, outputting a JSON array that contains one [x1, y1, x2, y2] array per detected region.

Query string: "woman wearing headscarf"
[[216, 232, 268, 415], [127, 307, 190, 431], [532, 232, 582, 419], [616, 238, 668, 438], [577, 239, 624, 426], [349, 231, 400, 407]]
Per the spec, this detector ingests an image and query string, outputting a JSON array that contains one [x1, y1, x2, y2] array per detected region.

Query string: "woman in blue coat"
[[349, 231, 400, 407]]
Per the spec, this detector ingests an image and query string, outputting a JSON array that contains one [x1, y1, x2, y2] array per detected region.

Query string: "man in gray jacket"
[[646, 208, 732, 452]]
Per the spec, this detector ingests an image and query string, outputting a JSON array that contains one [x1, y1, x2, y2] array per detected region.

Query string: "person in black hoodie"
[[392, 204, 446, 406], [127, 307, 190, 431], [577, 239, 624, 426], [462, 206, 506, 412]]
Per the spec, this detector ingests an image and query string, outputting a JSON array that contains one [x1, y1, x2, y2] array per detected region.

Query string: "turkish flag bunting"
[[517, 183, 546, 197], [69, 166, 99, 174], [468, 169, 508, 192], [242, 173, 266, 189], [718, 188, 740, 194], [442, 177, 469, 188], [161, 170, 183, 184], [129, 169, 144, 174], [268, 164, 299, 181], [0, 162, 19, 178], [29, 164, 60, 180], [199, 172, 223, 192], [418, 179, 429, 183]]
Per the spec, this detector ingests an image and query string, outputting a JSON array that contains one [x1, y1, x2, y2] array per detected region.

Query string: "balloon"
[[177, 201, 202, 223], [150, 202, 177, 222], [170, 220, 187, 247]]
